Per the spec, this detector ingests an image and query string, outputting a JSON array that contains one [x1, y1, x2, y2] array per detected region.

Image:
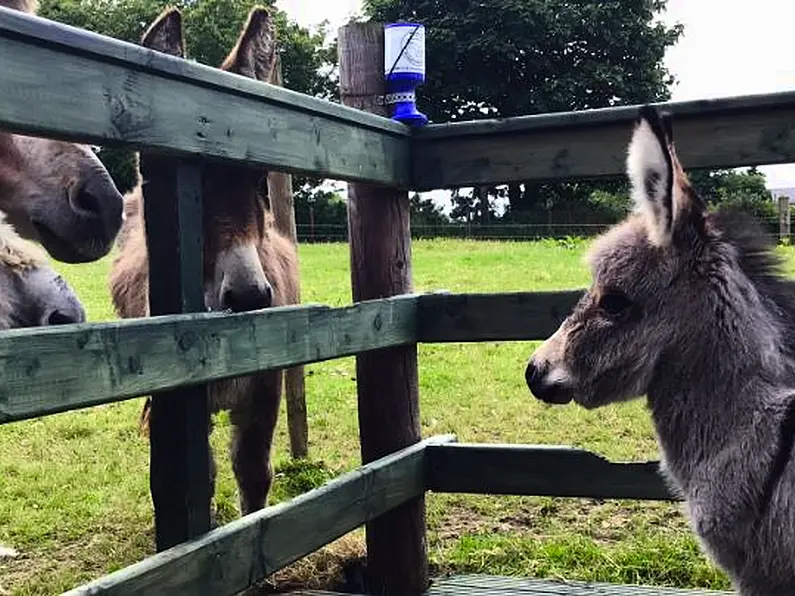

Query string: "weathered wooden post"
[[141, 157, 211, 551], [267, 54, 309, 460], [779, 195, 791, 243], [338, 23, 427, 595]]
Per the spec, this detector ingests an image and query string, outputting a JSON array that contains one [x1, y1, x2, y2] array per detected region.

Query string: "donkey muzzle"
[[525, 360, 572, 405]]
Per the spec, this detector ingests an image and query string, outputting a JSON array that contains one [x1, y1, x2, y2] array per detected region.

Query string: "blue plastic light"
[[384, 23, 428, 127]]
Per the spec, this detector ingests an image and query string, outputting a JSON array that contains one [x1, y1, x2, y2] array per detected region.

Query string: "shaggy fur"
[[526, 105, 795, 595], [110, 7, 299, 517]]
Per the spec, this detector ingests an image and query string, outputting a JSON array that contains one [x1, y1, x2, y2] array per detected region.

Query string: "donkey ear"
[[141, 7, 185, 58], [221, 6, 278, 82], [626, 105, 676, 247]]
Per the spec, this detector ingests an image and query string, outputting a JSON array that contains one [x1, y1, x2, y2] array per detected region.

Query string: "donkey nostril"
[[46, 309, 81, 326], [71, 188, 103, 218], [525, 361, 539, 390], [222, 285, 273, 313]]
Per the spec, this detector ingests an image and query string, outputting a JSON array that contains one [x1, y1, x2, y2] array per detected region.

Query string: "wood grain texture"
[[425, 444, 677, 501], [413, 93, 795, 190], [0, 7, 409, 186], [339, 22, 427, 596], [418, 291, 583, 343], [64, 435, 456, 596], [0, 295, 418, 424], [141, 158, 211, 549]]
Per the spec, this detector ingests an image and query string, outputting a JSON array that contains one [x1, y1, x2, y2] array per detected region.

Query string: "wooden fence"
[[2, 7, 795, 595]]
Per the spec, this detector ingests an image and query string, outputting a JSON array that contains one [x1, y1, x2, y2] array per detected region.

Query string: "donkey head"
[[525, 105, 767, 409], [141, 7, 277, 313], [0, 215, 85, 329], [0, 0, 124, 263]]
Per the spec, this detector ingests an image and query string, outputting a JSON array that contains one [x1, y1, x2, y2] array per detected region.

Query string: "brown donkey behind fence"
[[109, 7, 299, 518], [0, 0, 123, 263]]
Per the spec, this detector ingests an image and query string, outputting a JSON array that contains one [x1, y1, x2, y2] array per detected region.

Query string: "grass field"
[[3, 237, 794, 595]]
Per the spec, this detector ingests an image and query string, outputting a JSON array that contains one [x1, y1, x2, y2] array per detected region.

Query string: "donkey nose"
[[525, 359, 572, 405], [222, 284, 273, 313], [70, 187, 103, 219], [43, 307, 85, 326], [525, 360, 542, 392], [71, 174, 124, 237]]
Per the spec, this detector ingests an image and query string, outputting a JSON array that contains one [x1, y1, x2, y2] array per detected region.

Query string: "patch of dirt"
[[432, 496, 689, 546], [434, 501, 540, 541]]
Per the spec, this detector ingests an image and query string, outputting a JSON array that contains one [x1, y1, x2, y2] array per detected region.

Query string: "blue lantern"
[[384, 23, 428, 127]]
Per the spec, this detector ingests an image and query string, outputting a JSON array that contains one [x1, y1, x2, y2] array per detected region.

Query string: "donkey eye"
[[598, 291, 633, 317]]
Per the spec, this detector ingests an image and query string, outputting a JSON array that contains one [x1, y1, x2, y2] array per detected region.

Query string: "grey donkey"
[[526, 105, 795, 595]]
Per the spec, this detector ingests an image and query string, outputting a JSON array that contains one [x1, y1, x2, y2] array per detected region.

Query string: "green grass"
[[3, 238, 795, 594]]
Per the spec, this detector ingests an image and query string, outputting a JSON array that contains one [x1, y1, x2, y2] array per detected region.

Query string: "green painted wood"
[[418, 292, 583, 343], [141, 159, 212, 549], [0, 8, 410, 187], [412, 92, 795, 189], [424, 575, 730, 595], [64, 435, 457, 596], [0, 295, 418, 424], [425, 444, 677, 501]]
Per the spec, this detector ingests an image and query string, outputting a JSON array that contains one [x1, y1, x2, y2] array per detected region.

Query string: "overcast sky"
[[276, 0, 795, 189]]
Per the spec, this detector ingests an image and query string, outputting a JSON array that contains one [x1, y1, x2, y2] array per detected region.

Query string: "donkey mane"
[[709, 206, 795, 348], [0, 213, 46, 271]]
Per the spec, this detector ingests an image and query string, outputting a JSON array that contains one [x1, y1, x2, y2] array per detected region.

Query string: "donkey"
[[525, 105, 795, 594], [0, 209, 85, 560], [110, 7, 299, 517], [0, 211, 84, 328], [0, 0, 123, 262]]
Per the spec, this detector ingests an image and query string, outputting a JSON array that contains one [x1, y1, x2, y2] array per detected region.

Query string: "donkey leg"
[[229, 371, 282, 516]]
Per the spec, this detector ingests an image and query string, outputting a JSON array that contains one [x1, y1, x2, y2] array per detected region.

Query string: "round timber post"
[[338, 22, 427, 595]]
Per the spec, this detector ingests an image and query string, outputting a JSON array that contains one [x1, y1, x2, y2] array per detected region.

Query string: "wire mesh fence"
[[297, 218, 786, 244]]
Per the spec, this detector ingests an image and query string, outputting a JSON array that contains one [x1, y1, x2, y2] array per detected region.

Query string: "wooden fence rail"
[[64, 436, 456, 596], [413, 91, 795, 189], [0, 7, 411, 187], [62, 435, 677, 596], [425, 443, 675, 501], [0, 295, 417, 424], [0, 291, 589, 424]]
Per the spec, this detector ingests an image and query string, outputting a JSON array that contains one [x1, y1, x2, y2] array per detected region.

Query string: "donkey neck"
[[646, 296, 794, 491]]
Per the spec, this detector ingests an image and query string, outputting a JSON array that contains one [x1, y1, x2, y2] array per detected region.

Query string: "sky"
[[276, 0, 795, 190]]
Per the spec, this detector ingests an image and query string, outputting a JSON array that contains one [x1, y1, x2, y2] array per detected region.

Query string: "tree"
[[410, 192, 449, 227], [39, 0, 336, 192], [688, 167, 776, 223], [364, 0, 682, 219]]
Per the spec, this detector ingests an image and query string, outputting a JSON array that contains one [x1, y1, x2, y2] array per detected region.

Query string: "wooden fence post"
[[779, 195, 791, 243], [267, 54, 309, 460], [338, 23, 427, 595], [141, 157, 211, 551]]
